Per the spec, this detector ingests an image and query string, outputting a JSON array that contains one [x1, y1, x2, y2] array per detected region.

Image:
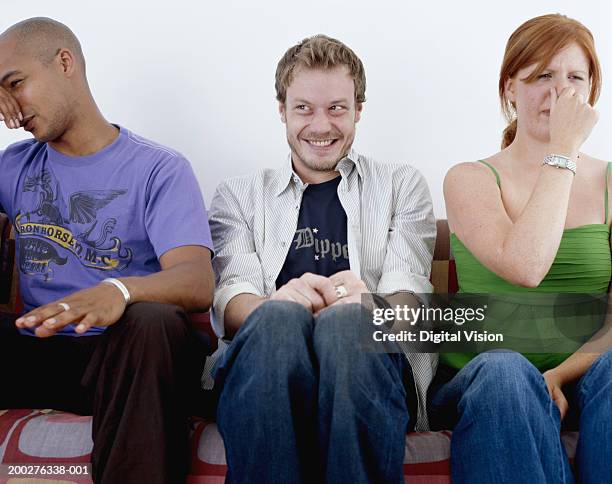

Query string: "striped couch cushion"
[[0, 410, 579, 483]]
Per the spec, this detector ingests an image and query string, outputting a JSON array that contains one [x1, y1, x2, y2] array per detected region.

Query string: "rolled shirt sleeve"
[[209, 181, 265, 337], [377, 167, 436, 295]]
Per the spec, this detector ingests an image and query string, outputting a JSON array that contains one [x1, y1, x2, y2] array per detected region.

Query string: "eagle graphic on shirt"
[[14, 170, 133, 280]]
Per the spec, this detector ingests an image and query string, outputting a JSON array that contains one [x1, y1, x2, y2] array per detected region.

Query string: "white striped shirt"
[[207, 149, 438, 430]]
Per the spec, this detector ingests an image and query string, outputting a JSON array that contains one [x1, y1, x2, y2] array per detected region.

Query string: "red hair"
[[499, 14, 601, 148]]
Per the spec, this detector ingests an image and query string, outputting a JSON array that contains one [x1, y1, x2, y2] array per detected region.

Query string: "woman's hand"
[[548, 86, 599, 157], [543, 367, 569, 420]]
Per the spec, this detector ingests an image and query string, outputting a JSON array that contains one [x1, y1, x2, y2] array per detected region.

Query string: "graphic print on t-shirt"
[[276, 176, 350, 288], [13, 169, 132, 281], [293, 226, 349, 262]]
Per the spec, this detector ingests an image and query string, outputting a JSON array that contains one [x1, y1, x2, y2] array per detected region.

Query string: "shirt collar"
[[273, 148, 362, 197]]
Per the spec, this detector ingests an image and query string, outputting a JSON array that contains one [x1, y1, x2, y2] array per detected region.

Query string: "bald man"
[[0, 18, 215, 484]]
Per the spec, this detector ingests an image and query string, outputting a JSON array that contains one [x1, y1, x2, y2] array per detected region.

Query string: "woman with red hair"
[[432, 14, 611, 483]]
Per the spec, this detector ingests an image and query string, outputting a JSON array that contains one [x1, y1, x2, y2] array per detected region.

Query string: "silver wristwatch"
[[543, 154, 577, 175]]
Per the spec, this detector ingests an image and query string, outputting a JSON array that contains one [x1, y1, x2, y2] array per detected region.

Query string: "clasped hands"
[[270, 270, 368, 316], [15, 282, 128, 337]]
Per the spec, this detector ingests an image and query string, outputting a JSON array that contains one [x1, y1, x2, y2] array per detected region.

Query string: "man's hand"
[[543, 368, 569, 421], [15, 282, 127, 337], [271, 272, 337, 313], [325, 270, 369, 310], [0, 85, 23, 129]]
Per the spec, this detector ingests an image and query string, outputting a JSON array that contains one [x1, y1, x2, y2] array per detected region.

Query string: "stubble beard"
[[287, 131, 355, 174]]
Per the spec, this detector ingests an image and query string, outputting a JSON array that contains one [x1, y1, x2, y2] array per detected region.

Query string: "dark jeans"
[[0, 302, 208, 484], [428, 350, 612, 484], [214, 300, 417, 484]]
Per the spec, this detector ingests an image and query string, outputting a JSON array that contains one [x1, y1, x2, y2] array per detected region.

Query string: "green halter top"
[[441, 160, 612, 371]]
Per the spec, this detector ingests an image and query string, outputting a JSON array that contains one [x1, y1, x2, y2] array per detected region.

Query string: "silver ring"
[[334, 285, 348, 299], [58, 302, 71, 312]]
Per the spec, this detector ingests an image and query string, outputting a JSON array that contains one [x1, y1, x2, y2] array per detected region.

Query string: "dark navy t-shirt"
[[276, 176, 350, 288]]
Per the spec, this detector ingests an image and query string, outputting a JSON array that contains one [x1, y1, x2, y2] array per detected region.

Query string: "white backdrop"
[[1, 0, 610, 218]]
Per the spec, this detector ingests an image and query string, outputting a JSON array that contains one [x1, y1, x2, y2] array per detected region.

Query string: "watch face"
[[543, 155, 576, 173]]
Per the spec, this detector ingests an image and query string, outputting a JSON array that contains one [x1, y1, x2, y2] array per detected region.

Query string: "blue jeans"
[[428, 350, 612, 484], [214, 300, 416, 484]]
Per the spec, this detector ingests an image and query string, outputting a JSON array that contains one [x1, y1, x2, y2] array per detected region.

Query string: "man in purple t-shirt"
[[0, 18, 214, 483]]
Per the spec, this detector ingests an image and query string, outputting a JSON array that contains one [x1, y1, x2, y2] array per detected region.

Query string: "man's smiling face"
[[280, 65, 362, 178]]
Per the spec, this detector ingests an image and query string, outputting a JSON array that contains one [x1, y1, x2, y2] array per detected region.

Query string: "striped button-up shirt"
[[207, 149, 437, 429]]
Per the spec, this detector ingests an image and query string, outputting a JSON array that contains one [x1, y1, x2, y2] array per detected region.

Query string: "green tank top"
[[441, 160, 612, 371]]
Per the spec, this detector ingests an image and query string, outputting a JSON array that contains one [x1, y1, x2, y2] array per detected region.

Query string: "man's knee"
[[118, 301, 190, 343], [241, 300, 313, 348], [217, 301, 316, 399], [313, 303, 364, 350], [313, 303, 401, 379]]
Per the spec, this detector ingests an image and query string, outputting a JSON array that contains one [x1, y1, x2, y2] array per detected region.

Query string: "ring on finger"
[[58, 302, 71, 312], [334, 285, 348, 299]]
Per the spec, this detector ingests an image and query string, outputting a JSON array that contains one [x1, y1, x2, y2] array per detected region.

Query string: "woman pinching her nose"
[[430, 13, 612, 484]]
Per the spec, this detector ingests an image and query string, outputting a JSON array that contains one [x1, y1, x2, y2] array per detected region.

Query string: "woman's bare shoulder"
[[576, 153, 610, 181], [445, 156, 502, 190]]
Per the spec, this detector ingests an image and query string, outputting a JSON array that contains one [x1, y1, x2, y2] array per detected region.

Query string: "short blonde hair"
[[275, 34, 366, 104]]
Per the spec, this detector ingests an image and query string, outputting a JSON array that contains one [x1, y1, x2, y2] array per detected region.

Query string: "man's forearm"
[[224, 293, 268, 337], [378, 291, 424, 331], [120, 260, 214, 312]]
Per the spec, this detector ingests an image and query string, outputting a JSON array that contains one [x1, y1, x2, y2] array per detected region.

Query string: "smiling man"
[[0, 18, 215, 484], [208, 35, 437, 483]]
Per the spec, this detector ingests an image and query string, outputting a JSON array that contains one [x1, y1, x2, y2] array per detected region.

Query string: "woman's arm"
[[542, 185, 612, 418], [445, 161, 574, 287], [542, 315, 611, 419], [445, 88, 599, 287]]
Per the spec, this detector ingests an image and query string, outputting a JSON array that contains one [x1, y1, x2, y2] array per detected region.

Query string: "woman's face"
[[505, 42, 591, 143]]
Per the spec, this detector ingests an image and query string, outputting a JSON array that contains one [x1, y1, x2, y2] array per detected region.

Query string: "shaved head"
[[0, 17, 94, 142], [1, 17, 85, 74]]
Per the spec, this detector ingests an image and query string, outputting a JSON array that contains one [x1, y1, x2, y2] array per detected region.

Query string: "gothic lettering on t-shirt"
[[293, 227, 349, 262]]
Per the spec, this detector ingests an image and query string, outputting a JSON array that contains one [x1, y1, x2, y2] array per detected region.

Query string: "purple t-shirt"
[[0, 125, 213, 335]]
